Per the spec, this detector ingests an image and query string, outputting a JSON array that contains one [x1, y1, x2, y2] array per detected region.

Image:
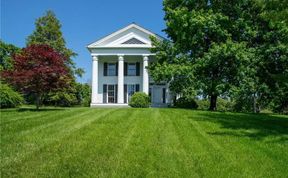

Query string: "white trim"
[[87, 23, 162, 48], [91, 56, 98, 103], [90, 103, 129, 107], [109, 32, 150, 47], [91, 53, 155, 56], [117, 55, 124, 103], [142, 56, 149, 94], [90, 46, 152, 49]]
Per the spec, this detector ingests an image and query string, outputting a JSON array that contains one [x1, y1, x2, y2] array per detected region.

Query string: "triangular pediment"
[[122, 37, 146, 44], [87, 23, 164, 49]]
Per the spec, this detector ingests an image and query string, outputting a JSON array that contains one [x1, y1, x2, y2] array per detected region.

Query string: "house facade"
[[87, 23, 172, 107]]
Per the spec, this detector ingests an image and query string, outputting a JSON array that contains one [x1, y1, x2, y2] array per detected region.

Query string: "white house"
[[87, 23, 172, 107]]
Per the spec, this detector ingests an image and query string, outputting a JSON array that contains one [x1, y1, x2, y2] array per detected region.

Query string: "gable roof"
[[87, 23, 165, 49]]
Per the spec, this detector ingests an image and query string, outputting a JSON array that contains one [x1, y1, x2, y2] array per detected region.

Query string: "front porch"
[[87, 23, 172, 107], [90, 54, 150, 106]]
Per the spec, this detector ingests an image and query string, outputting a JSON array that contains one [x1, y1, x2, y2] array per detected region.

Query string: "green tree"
[[256, 22, 288, 113], [0, 81, 24, 108], [150, 0, 287, 112], [149, 36, 195, 99], [26, 10, 85, 106], [151, 0, 253, 110], [258, 0, 288, 24], [26, 10, 83, 77], [195, 41, 251, 110], [0, 40, 20, 71], [2, 44, 71, 110], [75, 83, 91, 106]]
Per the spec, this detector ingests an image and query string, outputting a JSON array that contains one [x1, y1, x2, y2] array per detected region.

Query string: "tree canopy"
[[26, 10, 86, 107], [149, 0, 288, 112], [0, 40, 20, 71], [26, 10, 83, 77], [2, 44, 71, 109]]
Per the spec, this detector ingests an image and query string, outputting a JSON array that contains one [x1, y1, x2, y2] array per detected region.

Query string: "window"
[[127, 63, 136, 76], [126, 84, 139, 102], [127, 84, 136, 102], [108, 63, 116, 76]]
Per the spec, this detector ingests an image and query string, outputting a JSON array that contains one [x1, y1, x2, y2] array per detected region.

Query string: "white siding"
[[97, 58, 143, 103]]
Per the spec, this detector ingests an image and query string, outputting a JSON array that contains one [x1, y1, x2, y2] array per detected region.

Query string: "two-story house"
[[87, 23, 172, 107]]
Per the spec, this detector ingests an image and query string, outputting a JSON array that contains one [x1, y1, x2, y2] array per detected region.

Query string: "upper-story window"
[[127, 63, 136, 76], [108, 63, 116, 76]]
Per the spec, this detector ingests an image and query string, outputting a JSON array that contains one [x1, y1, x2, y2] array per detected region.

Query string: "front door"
[[152, 87, 162, 104], [107, 85, 116, 103]]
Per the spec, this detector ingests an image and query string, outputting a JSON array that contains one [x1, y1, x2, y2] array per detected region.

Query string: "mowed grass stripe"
[[190, 111, 288, 177], [1, 108, 117, 170], [110, 109, 197, 178], [1, 108, 287, 178], [1, 108, 93, 145], [185, 109, 286, 177], [1, 109, 137, 178], [167, 109, 245, 178], [1, 111, 53, 125], [182, 110, 246, 177], [166, 109, 212, 177], [112, 108, 164, 177], [1, 108, 87, 134], [157, 109, 201, 178], [30, 108, 141, 178], [0, 107, 80, 124], [189, 111, 259, 177]]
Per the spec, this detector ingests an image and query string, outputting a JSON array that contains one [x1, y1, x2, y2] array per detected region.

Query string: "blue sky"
[[1, 0, 166, 83]]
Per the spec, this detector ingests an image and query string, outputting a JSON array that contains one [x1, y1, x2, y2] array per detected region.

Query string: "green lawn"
[[1, 107, 288, 178]]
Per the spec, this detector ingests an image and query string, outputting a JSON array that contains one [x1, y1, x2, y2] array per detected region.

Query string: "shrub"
[[269, 92, 288, 114], [0, 83, 23, 108], [196, 99, 210, 110], [48, 92, 78, 107], [75, 83, 91, 107], [82, 97, 91, 107], [175, 97, 198, 109], [129, 92, 150, 108], [217, 98, 234, 112]]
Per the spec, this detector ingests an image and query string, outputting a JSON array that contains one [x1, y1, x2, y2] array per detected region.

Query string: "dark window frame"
[[127, 63, 137, 76], [107, 63, 117, 76]]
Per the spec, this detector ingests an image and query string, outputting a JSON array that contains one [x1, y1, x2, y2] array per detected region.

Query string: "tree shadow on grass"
[[17, 107, 67, 112], [0, 107, 67, 113], [190, 112, 288, 142]]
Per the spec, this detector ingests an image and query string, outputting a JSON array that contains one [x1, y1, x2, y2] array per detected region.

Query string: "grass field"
[[1, 107, 288, 178]]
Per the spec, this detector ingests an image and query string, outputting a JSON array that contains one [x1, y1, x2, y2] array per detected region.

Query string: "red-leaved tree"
[[1, 44, 71, 110]]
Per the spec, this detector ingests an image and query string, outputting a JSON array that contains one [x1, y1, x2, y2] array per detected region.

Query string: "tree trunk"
[[36, 94, 41, 110], [209, 94, 217, 111], [253, 93, 257, 113]]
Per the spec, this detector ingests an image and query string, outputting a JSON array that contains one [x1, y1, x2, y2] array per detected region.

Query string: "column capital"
[[143, 55, 149, 61], [118, 54, 124, 61], [92, 55, 98, 61]]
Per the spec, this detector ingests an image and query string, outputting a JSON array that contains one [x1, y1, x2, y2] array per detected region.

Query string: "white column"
[[91, 55, 98, 104], [142, 55, 149, 94], [117, 55, 124, 103]]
